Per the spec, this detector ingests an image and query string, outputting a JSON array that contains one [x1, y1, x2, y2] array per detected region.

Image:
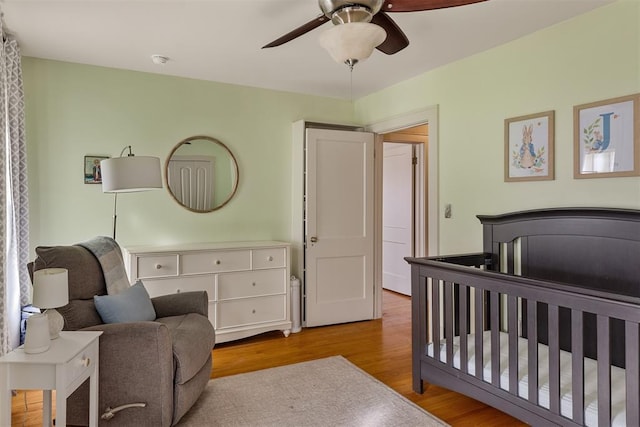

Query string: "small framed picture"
[[504, 110, 555, 182], [84, 155, 108, 184], [574, 94, 640, 179]]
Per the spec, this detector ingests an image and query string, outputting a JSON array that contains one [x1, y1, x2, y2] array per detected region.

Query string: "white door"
[[382, 143, 413, 296], [305, 128, 374, 327], [167, 156, 214, 211]]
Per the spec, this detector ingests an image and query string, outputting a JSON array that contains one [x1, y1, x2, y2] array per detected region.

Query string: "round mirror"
[[165, 135, 239, 213]]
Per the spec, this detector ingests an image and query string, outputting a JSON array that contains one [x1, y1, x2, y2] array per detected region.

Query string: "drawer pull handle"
[[267, 256, 274, 261], [155, 264, 162, 269], [81, 357, 91, 367], [176, 288, 181, 293], [252, 282, 256, 287], [215, 260, 221, 265], [252, 309, 256, 314]]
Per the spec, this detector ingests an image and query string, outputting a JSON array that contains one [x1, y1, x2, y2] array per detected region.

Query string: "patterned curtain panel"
[[0, 22, 29, 356]]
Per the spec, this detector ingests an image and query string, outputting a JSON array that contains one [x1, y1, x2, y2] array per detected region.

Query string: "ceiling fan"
[[263, 0, 488, 56]]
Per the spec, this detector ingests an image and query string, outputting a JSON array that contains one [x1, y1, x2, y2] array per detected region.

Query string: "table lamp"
[[28, 268, 69, 351]]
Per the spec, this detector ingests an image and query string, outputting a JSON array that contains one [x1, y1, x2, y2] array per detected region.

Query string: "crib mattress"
[[427, 331, 626, 426]]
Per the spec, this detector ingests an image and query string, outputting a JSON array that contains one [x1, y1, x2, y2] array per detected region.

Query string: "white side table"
[[0, 331, 102, 427]]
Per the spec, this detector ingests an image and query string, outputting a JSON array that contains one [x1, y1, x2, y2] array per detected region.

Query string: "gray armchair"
[[30, 240, 215, 426]]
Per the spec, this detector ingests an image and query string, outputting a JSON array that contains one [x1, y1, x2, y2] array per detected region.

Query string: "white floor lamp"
[[101, 146, 163, 240]]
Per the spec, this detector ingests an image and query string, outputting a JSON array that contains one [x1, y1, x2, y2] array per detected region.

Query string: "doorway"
[[368, 107, 438, 318], [381, 125, 428, 296]]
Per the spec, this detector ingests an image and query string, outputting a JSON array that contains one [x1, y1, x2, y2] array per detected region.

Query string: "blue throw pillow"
[[94, 281, 156, 324]]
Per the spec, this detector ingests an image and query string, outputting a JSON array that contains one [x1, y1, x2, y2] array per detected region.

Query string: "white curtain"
[[0, 20, 29, 356]]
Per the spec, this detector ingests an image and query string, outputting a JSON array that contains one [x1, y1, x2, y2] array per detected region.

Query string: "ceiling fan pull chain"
[[349, 61, 354, 102], [342, 58, 356, 102]]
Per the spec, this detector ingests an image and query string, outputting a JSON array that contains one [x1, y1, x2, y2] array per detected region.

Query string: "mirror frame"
[[165, 135, 239, 213]]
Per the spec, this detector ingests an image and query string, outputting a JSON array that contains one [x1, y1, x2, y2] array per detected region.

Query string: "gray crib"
[[407, 208, 640, 426]]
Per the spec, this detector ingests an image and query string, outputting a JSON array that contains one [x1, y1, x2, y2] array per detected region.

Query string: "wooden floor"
[[11, 290, 524, 426]]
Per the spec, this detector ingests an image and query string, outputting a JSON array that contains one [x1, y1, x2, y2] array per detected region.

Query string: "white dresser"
[[123, 241, 292, 343]]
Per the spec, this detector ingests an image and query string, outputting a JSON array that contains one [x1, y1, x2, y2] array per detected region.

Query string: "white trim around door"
[[366, 106, 439, 318]]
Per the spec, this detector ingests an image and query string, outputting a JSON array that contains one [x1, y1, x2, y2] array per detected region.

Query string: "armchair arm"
[[67, 322, 174, 426], [152, 290, 209, 318]]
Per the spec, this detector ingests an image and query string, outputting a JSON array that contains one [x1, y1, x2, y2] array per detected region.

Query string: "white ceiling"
[[2, 0, 615, 100]]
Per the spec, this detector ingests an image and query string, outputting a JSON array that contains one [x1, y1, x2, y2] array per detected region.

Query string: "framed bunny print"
[[504, 110, 555, 182]]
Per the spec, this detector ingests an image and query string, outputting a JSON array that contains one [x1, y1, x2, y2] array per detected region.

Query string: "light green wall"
[[355, 0, 640, 254], [24, 1, 640, 256], [23, 59, 355, 252]]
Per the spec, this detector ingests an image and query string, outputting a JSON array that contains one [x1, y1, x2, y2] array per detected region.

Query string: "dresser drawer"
[[217, 295, 286, 329], [66, 340, 99, 389], [181, 250, 251, 274], [252, 247, 287, 270], [141, 276, 214, 299], [136, 255, 179, 278], [217, 269, 286, 300]]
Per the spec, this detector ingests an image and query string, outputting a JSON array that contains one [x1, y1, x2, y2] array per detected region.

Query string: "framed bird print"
[[505, 110, 555, 182], [574, 93, 640, 179]]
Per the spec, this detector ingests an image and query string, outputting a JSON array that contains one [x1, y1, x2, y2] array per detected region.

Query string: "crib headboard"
[[479, 207, 640, 297], [478, 207, 640, 367]]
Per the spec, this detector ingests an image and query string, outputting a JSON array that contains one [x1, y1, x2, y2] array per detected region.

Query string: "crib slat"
[[432, 280, 441, 362], [490, 291, 500, 387], [505, 241, 514, 274], [597, 315, 611, 427], [527, 299, 538, 405], [626, 321, 640, 426], [571, 309, 584, 424], [548, 304, 560, 414], [508, 295, 518, 395], [460, 284, 468, 374], [445, 281, 454, 366], [475, 287, 483, 380]]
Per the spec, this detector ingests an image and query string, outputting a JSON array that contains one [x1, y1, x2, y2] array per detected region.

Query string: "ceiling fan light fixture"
[[330, 5, 374, 25], [318, 22, 386, 67]]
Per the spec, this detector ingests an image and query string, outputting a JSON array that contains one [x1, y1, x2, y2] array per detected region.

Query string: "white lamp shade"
[[319, 22, 387, 64], [101, 156, 163, 193], [32, 268, 69, 309]]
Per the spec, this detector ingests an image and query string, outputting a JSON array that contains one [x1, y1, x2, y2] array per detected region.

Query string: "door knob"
[[309, 236, 318, 243]]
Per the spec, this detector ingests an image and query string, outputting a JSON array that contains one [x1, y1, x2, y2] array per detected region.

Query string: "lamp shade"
[[101, 156, 163, 193], [319, 22, 386, 65], [32, 268, 69, 309]]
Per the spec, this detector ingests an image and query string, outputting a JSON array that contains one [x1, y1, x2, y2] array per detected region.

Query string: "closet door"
[[305, 128, 374, 327], [382, 143, 414, 296]]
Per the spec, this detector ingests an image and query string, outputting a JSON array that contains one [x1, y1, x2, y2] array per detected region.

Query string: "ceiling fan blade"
[[262, 15, 330, 49], [382, 0, 488, 13], [371, 12, 409, 55]]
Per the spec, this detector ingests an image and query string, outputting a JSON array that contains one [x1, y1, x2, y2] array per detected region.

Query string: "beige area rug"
[[177, 355, 448, 427]]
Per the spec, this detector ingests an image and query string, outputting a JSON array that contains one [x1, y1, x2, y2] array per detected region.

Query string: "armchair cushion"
[[94, 281, 156, 323], [156, 313, 215, 383], [33, 245, 107, 330], [59, 300, 104, 330], [34, 245, 105, 299], [152, 291, 209, 318]]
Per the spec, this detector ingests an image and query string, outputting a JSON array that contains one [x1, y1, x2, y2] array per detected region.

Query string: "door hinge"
[[412, 156, 418, 165]]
